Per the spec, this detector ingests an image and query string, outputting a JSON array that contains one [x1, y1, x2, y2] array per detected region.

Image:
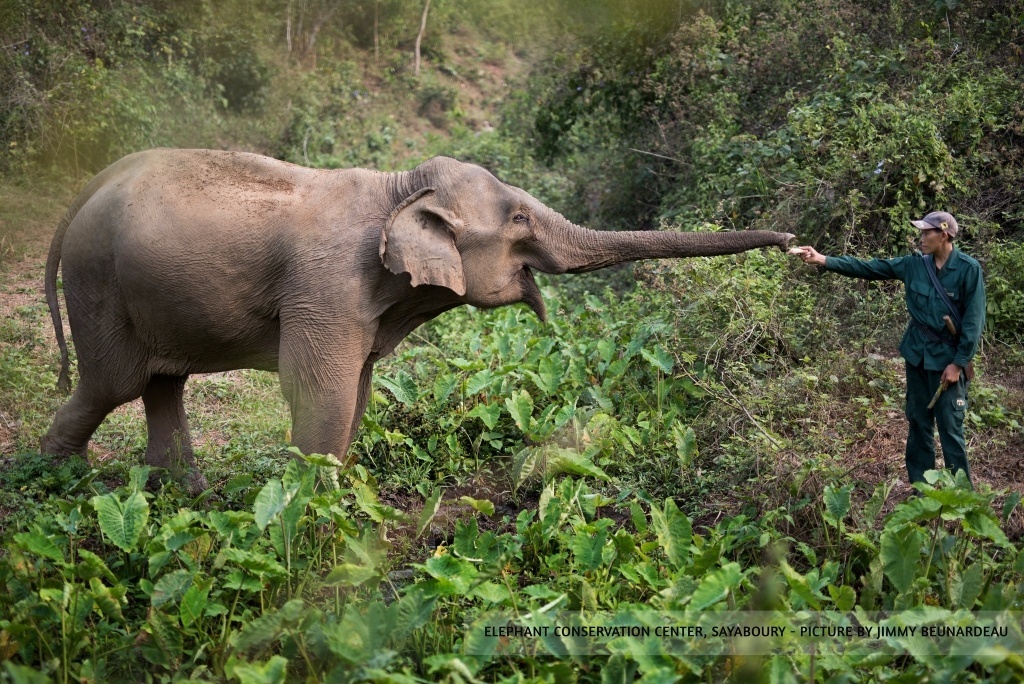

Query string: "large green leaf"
[[433, 371, 460, 404], [571, 530, 607, 572], [880, 526, 923, 594], [672, 425, 698, 468], [887, 496, 942, 526], [765, 655, 799, 684], [228, 656, 288, 684], [823, 484, 853, 526], [127, 465, 152, 494], [222, 548, 288, 579], [512, 447, 543, 488], [234, 601, 305, 652], [77, 548, 118, 583], [641, 345, 674, 374], [547, 448, 609, 481], [423, 555, 478, 595], [460, 496, 495, 516], [323, 564, 378, 587], [689, 562, 742, 610], [505, 389, 534, 435], [270, 478, 311, 558], [1003, 492, 1022, 523], [453, 518, 501, 564], [466, 369, 495, 396], [778, 561, 822, 609], [828, 584, 857, 612], [963, 510, 1011, 548], [253, 479, 286, 531], [89, 577, 125, 623], [235, 612, 285, 652], [649, 498, 692, 571], [393, 589, 438, 642], [467, 402, 502, 430], [151, 569, 193, 608], [957, 561, 984, 609], [376, 370, 419, 405], [601, 655, 639, 684], [14, 531, 64, 563], [92, 491, 149, 552], [416, 489, 443, 538], [528, 353, 566, 395], [141, 610, 183, 668], [180, 581, 211, 628], [862, 481, 893, 526]]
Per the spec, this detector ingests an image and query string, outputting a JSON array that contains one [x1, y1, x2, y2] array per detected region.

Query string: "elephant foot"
[[146, 464, 210, 498], [39, 434, 87, 463], [183, 468, 211, 498]]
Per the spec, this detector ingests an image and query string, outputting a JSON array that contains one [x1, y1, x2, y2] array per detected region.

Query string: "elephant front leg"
[[279, 341, 368, 466], [142, 374, 208, 495], [283, 378, 364, 466]]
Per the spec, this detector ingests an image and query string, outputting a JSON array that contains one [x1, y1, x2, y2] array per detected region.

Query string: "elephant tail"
[[46, 200, 83, 394]]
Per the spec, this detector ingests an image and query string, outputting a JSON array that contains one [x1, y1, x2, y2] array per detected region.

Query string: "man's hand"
[[942, 364, 962, 386], [788, 246, 827, 266]]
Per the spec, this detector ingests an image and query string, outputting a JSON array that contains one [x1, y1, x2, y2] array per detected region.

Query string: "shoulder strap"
[[923, 254, 963, 331]]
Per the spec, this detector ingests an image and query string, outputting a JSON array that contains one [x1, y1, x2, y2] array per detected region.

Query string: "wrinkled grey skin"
[[41, 149, 794, 492]]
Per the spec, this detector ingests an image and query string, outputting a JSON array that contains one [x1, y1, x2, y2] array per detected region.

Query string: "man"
[[791, 211, 985, 487]]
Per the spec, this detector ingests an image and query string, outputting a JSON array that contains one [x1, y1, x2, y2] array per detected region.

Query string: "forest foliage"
[[2, 0, 1024, 682]]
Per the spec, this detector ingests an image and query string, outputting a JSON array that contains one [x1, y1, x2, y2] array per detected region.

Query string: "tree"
[[414, 0, 430, 77], [285, 0, 338, 67]]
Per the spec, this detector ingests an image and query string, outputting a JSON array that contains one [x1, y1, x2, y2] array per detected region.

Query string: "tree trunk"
[[285, 0, 294, 55], [414, 0, 431, 77], [374, 0, 380, 63], [286, 0, 337, 67]]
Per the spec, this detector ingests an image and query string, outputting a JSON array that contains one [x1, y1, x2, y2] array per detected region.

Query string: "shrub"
[[416, 76, 458, 128], [982, 240, 1024, 348], [275, 63, 403, 169], [195, 29, 272, 113]]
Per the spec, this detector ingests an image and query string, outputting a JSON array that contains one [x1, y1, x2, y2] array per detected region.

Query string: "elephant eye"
[[513, 212, 529, 224]]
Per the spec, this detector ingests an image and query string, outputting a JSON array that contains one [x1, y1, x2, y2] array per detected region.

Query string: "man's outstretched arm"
[[790, 246, 906, 280]]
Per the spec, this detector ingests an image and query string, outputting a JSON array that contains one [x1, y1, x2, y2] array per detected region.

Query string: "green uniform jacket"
[[824, 250, 985, 372]]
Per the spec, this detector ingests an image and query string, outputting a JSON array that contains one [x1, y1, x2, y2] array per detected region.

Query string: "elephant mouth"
[[517, 266, 547, 322]]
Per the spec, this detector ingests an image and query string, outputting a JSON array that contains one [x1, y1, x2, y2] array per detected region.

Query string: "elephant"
[[41, 149, 794, 492]]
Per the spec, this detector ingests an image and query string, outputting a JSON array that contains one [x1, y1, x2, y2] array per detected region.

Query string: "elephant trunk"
[[532, 218, 794, 275]]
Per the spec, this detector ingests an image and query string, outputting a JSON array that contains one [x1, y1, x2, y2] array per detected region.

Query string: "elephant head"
[[381, 156, 794, 320]]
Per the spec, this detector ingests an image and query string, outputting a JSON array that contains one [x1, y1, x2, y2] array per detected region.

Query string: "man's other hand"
[[942, 363, 963, 386]]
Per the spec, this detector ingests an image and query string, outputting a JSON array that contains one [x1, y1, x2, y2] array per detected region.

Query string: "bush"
[[275, 62, 405, 169], [416, 76, 458, 128], [509, 0, 1024, 248], [195, 29, 272, 113], [0, 0, 287, 175], [983, 240, 1024, 348]]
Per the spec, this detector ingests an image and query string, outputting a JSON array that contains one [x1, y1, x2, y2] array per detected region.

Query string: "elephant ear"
[[380, 188, 466, 295]]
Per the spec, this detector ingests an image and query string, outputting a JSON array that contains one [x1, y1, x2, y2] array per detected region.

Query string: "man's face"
[[919, 228, 948, 254]]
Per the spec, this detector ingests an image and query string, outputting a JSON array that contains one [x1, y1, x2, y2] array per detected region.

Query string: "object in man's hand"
[[788, 247, 807, 255], [926, 381, 949, 410]]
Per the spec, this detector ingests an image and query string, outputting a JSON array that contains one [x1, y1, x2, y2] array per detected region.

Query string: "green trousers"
[[904, 361, 971, 485]]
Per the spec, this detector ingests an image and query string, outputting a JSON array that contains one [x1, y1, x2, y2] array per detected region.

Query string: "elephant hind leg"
[[41, 384, 126, 458], [141, 374, 208, 494]]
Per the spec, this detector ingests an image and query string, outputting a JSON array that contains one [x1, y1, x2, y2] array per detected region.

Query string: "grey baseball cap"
[[911, 211, 959, 239]]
